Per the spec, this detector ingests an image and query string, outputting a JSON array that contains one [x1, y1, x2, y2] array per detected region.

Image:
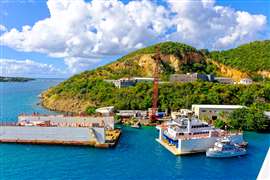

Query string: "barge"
[[156, 116, 244, 155], [0, 114, 120, 148]]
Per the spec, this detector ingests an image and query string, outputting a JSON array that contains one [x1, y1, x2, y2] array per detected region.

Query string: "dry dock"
[[0, 125, 121, 148], [0, 114, 121, 148]]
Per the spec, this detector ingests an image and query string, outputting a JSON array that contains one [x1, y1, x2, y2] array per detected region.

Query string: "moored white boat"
[[206, 137, 247, 158]]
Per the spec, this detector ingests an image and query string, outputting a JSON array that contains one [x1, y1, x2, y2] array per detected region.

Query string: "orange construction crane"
[[150, 46, 162, 121]]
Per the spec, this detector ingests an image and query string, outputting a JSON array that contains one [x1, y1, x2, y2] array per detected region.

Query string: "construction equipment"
[[150, 46, 162, 121]]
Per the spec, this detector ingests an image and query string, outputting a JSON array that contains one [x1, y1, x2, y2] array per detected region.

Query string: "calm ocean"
[[0, 79, 269, 180]]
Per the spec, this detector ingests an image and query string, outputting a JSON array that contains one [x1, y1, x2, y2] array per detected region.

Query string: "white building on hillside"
[[191, 104, 245, 121], [239, 78, 253, 85]]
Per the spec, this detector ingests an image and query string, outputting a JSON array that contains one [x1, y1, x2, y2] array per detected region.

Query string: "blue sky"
[[0, 0, 269, 78]]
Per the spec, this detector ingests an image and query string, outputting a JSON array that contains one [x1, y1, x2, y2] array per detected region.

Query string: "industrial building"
[[170, 73, 214, 83], [117, 110, 147, 119], [171, 109, 193, 119], [191, 104, 245, 120], [239, 78, 253, 85], [133, 77, 154, 82], [105, 77, 154, 88], [214, 77, 235, 84], [264, 112, 270, 120], [110, 78, 137, 88]]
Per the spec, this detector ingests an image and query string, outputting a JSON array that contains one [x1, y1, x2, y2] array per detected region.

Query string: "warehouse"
[[191, 104, 245, 121]]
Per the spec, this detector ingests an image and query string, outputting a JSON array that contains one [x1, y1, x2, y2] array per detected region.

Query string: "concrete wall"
[[0, 126, 105, 144]]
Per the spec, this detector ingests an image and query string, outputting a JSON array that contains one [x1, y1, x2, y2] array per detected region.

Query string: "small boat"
[[235, 141, 248, 148], [206, 137, 247, 158], [131, 121, 141, 129]]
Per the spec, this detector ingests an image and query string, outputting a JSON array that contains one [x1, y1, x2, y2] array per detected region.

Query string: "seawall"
[[0, 126, 106, 146]]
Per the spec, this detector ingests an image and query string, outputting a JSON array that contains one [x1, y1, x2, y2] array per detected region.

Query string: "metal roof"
[[192, 104, 245, 109]]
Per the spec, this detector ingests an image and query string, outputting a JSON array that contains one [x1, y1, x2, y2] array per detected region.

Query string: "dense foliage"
[[46, 77, 270, 131], [210, 40, 270, 72], [48, 78, 270, 112], [215, 105, 270, 132]]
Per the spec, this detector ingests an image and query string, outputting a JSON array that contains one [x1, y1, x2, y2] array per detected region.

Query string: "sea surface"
[[0, 79, 269, 180]]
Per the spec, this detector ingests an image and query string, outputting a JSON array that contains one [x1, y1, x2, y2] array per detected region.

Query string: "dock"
[[156, 139, 203, 155], [0, 114, 121, 148], [156, 139, 181, 155]]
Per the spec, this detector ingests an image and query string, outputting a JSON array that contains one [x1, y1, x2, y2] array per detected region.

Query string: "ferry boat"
[[156, 116, 244, 155], [206, 137, 247, 158]]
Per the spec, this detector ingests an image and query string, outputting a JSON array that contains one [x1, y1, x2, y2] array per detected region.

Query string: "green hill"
[[210, 40, 270, 75], [41, 41, 270, 115], [76, 41, 217, 81]]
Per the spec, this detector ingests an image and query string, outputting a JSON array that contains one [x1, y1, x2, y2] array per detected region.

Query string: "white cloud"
[[167, 0, 267, 49], [64, 57, 101, 74], [215, 11, 267, 48], [0, 0, 268, 74], [0, 0, 169, 57], [0, 24, 7, 32], [0, 59, 66, 78]]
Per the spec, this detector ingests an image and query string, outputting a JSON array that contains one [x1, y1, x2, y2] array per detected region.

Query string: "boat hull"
[[178, 134, 243, 153], [206, 149, 247, 158]]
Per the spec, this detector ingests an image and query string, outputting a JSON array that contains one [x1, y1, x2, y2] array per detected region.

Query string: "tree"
[[227, 107, 270, 132]]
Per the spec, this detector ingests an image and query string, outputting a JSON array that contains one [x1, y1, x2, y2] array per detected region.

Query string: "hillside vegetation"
[[41, 40, 270, 115], [210, 40, 270, 77], [43, 79, 270, 112]]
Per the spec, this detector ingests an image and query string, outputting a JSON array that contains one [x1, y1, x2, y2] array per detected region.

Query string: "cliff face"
[[258, 71, 270, 79], [95, 48, 206, 79], [211, 60, 270, 80], [137, 54, 185, 76], [210, 60, 249, 81]]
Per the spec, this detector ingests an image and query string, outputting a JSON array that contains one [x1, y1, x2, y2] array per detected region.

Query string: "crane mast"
[[150, 47, 161, 121]]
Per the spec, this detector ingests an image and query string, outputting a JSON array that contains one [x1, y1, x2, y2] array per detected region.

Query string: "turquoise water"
[[0, 79, 269, 180]]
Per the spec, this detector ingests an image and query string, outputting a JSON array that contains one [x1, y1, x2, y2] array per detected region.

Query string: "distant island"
[[0, 76, 35, 82]]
